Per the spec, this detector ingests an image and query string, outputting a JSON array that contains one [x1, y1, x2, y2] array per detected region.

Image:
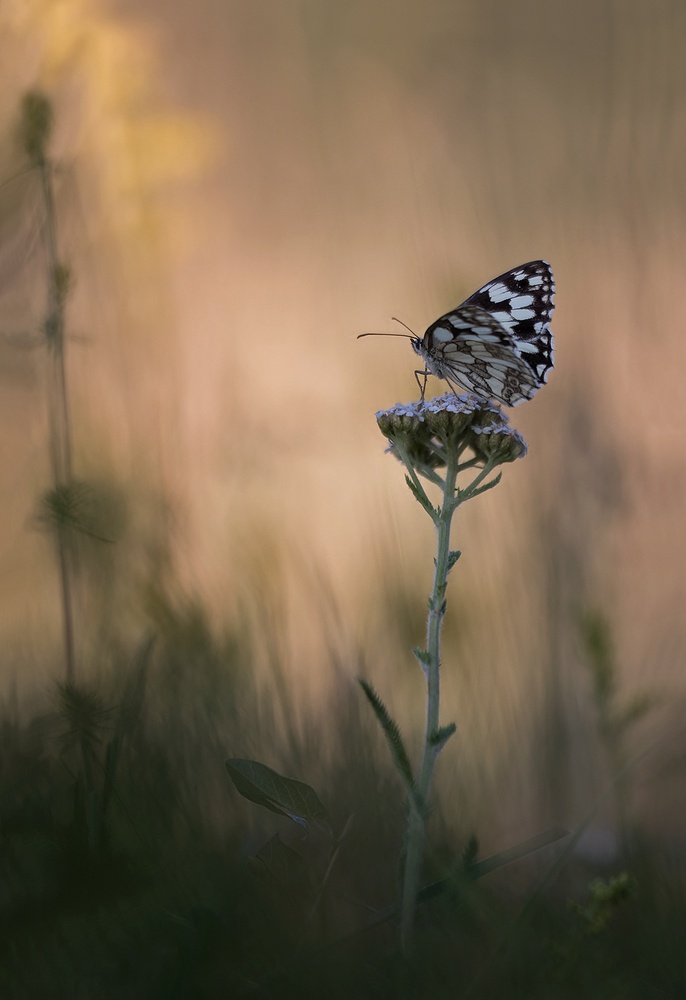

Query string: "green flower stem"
[[458, 460, 498, 504], [393, 440, 441, 510], [373, 399, 528, 951], [400, 452, 497, 950], [400, 444, 455, 948]]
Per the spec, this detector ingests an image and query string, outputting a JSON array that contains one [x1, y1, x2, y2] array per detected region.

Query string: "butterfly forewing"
[[416, 260, 555, 406]]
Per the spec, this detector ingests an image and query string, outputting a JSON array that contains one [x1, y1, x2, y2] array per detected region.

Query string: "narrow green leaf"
[[404, 475, 435, 517], [430, 722, 457, 751], [226, 759, 330, 833], [359, 827, 570, 932], [447, 550, 461, 573], [468, 471, 502, 499], [358, 678, 415, 795], [415, 826, 570, 906], [427, 596, 447, 616], [412, 647, 431, 675], [616, 692, 658, 731], [461, 834, 479, 870]]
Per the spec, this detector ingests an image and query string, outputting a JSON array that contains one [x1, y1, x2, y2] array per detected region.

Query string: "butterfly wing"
[[417, 260, 555, 405], [461, 259, 555, 383], [419, 305, 543, 406]]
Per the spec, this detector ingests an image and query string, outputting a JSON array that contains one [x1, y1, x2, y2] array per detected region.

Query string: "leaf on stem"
[[226, 759, 330, 834], [404, 475, 436, 517], [447, 550, 461, 573], [427, 595, 447, 616], [412, 647, 431, 676], [430, 723, 457, 751], [459, 471, 503, 503], [358, 679, 415, 795]]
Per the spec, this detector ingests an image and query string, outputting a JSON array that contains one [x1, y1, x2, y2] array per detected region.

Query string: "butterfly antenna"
[[357, 317, 417, 341], [391, 317, 416, 336], [357, 331, 415, 340]]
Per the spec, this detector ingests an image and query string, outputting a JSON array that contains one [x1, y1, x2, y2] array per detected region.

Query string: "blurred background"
[[1, 1, 685, 995]]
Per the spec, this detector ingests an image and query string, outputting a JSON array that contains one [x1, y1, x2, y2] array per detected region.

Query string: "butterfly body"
[[412, 260, 555, 406]]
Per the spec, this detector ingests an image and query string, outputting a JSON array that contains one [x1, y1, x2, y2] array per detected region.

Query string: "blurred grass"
[[0, 577, 685, 998]]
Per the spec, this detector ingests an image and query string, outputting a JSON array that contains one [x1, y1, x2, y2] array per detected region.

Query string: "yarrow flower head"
[[470, 422, 528, 464], [375, 392, 527, 482]]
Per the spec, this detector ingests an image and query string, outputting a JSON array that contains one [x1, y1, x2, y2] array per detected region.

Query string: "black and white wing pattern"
[[412, 260, 555, 406]]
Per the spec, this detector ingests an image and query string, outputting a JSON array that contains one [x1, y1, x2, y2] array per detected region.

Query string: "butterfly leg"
[[414, 368, 429, 401], [442, 376, 461, 398]]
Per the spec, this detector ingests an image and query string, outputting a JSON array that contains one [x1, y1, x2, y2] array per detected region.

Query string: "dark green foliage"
[[36, 481, 116, 544], [0, 610, 684, 999], [226, 758, 331, 834], [580, 609, 658, 741], [57, 681, 111, 756], [18, 91, 52, 161], [579, 609, 660, 860], [571, 872, 636, 935]]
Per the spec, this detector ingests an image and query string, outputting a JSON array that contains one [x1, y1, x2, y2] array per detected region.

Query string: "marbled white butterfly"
[[360, 260, 555, 406]]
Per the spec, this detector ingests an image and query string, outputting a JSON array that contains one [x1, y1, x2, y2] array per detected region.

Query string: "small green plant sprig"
[[579, 609, 659, 859], [360, 392, 528, 950], [16, 91, 79, 682]]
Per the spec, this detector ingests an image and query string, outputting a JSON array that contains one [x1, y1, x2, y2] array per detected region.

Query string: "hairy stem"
[[400, 444, 460, 950]]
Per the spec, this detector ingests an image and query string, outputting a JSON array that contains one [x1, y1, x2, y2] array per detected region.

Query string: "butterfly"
[[360, 260, 555, 406]]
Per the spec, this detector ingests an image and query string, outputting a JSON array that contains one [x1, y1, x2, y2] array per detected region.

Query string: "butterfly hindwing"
[[423, 305, 542, 406]]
